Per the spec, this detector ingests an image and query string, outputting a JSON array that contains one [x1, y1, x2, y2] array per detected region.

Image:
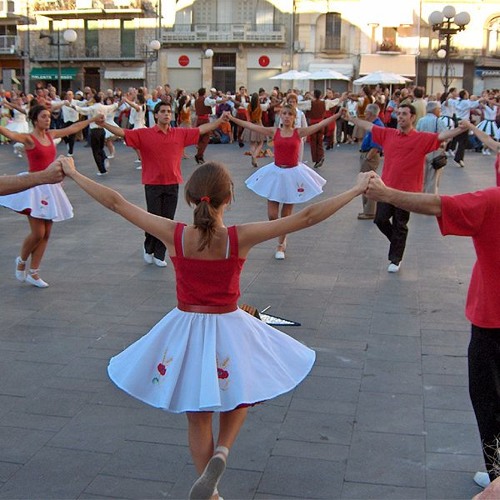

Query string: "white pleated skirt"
[[245, 162, 326, 204], [6, 120, 29, 134], [476, 119, 499, 137], [0, 174, 73, 221], [107, 307, 315, 413]]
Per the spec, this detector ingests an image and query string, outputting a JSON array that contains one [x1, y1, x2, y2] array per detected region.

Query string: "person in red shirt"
[[97, 102, 230, 267], [366, 175, 500, 491], [346, 103, 467, 273]]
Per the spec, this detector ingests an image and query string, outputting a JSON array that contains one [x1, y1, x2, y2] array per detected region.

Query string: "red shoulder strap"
[[174, 223, 186, 256], [227, 226, 239, 257]]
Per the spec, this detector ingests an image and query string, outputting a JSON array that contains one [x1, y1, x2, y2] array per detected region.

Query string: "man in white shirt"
[[61, 90, 80, 156], [448, 89, 481, 167]]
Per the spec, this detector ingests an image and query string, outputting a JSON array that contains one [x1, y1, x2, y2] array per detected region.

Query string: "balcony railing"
[[30, 44, 145, 61], [161, 23, 286, 44], [33, 0, 144, 12], [0, 35, 18, 54]]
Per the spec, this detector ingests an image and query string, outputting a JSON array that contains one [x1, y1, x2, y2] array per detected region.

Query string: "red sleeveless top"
[[170, 223, 245, 308], [25, 133, 56, 173], [273, 129, 301, 167]]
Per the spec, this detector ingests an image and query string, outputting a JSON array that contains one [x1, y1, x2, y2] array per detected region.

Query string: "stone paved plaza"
[[0, 137, 496, 499]]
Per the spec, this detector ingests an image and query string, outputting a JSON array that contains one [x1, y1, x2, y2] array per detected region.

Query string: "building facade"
[[1, 0, 498, 96]]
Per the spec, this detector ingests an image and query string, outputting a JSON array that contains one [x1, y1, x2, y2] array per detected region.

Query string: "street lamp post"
[[144, 39, 161, 88], [428, 5, 470, 94], [40, 28, 77, 97], [200, 48, 214, 88]]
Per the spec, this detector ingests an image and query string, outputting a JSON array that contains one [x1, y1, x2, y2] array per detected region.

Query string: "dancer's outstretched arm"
[[0, 160, 64, 195], [297, 110, 342, 138], [61, 156, 175, 246], [365, 174, 442, 216], [51, 115, 100, 139], [229, 115, 274, 138]]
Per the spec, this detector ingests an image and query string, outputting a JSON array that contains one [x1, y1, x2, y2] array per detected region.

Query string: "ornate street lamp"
[[40, 28, 78, 97], [144, 39, 161, 88], [428, 6, 470, 94], [200, 48, 214, 88]]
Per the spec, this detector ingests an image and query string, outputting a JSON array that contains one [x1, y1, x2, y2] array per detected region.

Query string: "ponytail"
[[184, 162, 234, 252], [192, 197, 217, 251]]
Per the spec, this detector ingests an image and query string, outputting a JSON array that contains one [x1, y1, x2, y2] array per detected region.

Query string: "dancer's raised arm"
[[61, 157, 175, 246], [297, 109, 342, 138], [229, 114, 274, 138]]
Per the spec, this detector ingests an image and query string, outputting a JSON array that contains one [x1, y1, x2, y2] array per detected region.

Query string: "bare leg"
[[19, 217, 52, 269], [278, 203, 294, 248], [106, 138, 115, 157], [217, 407, 248, 449], [187, 412, 214, 475], [267, 200, 279, 221], [189, 408, 248, 499]]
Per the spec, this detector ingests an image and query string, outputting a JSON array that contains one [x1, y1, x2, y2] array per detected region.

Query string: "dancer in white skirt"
[[2, 95, 30, 157], [60, 156, 372, 500], [0, 104, 100, 287], [230, 103, 342, 259], [467, 121, 500, 187], [476, 100, 499, 156]]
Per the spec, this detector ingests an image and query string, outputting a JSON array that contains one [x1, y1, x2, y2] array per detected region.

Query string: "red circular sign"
[[178, 55, 190, 67], [259, 55, 270, 67]]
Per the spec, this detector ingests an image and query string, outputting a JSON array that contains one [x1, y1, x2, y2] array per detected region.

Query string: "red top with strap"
[[170, 223, 245, 308], [25, 133, 56, 173], [273, 128, 301, 167]]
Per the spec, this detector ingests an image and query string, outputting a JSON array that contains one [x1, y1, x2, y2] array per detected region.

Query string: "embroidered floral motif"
[[296, 183, 305, 196], [39, 197, 49, 210], [217, 355, 230, 390], [152, 349, 173, 384]]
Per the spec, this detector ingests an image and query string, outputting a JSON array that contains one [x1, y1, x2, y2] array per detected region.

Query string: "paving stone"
[[341, 482, 425, 499], [361, 358, 423, 395], [259, 455, 345, 499], [0, 447, 110, 499], [425, 421, 482, 455], [346, 431, 425, 488], [355, 392, 424, 434]]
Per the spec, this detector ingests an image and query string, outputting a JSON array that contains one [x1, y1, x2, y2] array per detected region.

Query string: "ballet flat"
[[15, 256, 26, 282], [26, 272, 49, 288]]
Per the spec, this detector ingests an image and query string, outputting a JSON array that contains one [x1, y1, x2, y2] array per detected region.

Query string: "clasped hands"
[[356, 171, 387, 200]]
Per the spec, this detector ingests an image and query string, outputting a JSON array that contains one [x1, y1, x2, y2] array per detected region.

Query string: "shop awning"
[[30, 67, 78, 80], [359, 54, 416, 77], [103, 68, 145, 80]]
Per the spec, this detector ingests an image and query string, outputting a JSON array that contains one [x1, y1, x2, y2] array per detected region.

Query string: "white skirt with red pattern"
[[107, 307, 315, 413], [245, 161, 326, 204], [0, 173, 73, 221]]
